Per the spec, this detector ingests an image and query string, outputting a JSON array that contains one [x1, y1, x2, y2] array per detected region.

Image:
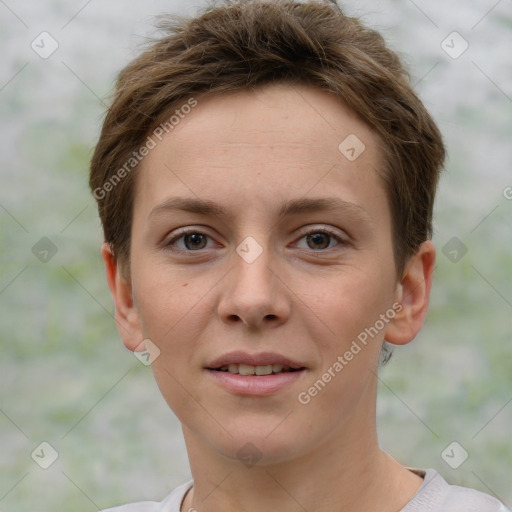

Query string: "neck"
[[180, 414, 423, 512]]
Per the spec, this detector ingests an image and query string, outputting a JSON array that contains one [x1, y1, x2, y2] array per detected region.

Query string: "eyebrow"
[[148, 196, 371, 223]]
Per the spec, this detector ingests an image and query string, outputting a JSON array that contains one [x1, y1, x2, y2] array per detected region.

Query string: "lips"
[[206, 351, 305, 372], [215, 363, 298, 375], [205, 351, 307, 395]]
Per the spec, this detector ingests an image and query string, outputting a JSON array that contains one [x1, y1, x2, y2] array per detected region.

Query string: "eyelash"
[[163, 226, 347, 253]]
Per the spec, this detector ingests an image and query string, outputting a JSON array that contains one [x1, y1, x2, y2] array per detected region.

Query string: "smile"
[[212, 364, 302, 375]]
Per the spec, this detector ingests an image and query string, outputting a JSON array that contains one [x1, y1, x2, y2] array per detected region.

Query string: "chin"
[[202, 417, 315, 467]]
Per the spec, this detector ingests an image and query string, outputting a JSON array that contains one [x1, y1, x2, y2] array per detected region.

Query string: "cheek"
[[131, 261, 218, 386], [132, 258, 200, 334], [299, 269, 394, 352]]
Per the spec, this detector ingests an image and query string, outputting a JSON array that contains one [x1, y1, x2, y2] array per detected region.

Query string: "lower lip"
[[205, 369, 306, 396]]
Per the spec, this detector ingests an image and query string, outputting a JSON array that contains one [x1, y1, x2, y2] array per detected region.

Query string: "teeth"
[[238, 364, 255, 376], [220, 364, 294, 375], [255, 365, 273, 375]]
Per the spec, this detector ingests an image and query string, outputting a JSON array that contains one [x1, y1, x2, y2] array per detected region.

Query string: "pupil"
[[183, 233, 330, 251], [307, 233, 329, 250], [185, 233, 206, 250]]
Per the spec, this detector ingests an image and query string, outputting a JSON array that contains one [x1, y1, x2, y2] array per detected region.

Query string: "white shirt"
[[101, 468, 509, 512]]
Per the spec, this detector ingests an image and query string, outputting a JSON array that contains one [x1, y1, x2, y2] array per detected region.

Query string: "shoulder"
[[101, 480, 193, 512], [101, 504, 158, 512], [402, 468, 508, 512], [441, 480, 509, 512]]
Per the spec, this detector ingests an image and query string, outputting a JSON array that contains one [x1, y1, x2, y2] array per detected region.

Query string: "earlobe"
[[384, 241, 436, 346], [101, 242, 144, 351]]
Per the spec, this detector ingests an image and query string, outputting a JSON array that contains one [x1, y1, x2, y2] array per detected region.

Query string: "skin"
[[102, 83, 436, 512]]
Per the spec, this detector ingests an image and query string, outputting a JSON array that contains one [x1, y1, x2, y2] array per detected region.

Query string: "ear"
[[101, 242, 144, 352], [384, 240, 436, 346]]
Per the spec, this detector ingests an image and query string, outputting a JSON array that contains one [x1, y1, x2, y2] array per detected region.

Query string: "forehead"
[[134, 83, 386, 220]]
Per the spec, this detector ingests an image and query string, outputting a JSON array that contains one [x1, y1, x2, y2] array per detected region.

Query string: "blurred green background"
[[1, 0, 511, 510]]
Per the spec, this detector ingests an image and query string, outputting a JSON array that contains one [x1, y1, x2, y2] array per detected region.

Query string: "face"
[[105, 83, 430, 466]]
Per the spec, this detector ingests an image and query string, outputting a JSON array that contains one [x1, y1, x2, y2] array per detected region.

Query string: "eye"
[[294, 227, 346, 251], [164, 228, 216, 252], [163, 226, 347, 254]]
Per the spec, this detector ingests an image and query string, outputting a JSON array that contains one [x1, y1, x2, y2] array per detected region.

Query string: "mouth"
[[205, 351, 307, 396], [205, 351, 306, 374], [210, 364, 304, 375]]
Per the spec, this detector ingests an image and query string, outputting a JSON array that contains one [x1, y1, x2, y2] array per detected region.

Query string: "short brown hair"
[[89, 0, 445, 278]]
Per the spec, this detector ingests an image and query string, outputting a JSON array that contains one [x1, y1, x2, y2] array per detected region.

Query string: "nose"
[[217, 237, 291, 330]]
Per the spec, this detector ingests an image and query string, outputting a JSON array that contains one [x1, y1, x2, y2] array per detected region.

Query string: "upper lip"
[[206, 351, 305, 369]]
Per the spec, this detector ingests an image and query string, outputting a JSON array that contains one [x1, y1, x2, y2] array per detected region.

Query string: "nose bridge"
[[217, 231, 289, 328], [233, 232, 275, 297]]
